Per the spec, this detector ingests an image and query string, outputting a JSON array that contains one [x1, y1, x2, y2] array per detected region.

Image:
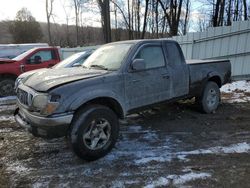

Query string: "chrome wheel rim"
[[83, 118, 111, 150], [206, 89, 218, 108]]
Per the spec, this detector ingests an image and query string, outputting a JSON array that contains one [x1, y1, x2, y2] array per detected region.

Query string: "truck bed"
[[187, 59, 231, 96]]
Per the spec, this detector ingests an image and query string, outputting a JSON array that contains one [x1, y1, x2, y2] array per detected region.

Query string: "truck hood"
[[0, 58, 16, 64], [18, 68, 47, 79], [23, 67, 109, 91]]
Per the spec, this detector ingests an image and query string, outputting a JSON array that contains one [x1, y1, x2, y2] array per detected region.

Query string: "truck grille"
[[17, 88, 33, 106]]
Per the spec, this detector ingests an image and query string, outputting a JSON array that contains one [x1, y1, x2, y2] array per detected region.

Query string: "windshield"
[[53, 52, 86, 68], [12, 48, 35, 61], [83, 43, 134, 71]]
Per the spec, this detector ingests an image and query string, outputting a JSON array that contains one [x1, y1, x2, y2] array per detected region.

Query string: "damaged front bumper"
[[14, 107, 73, 138]]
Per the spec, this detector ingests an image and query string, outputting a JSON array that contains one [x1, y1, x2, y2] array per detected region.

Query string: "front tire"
[[0, 78, 15, 97], [69, 105, 119, 161], [197, 81, 220, 114]]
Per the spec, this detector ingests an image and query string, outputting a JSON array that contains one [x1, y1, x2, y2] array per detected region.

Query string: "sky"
[[0, 0, 101, 26], [0, 0, 203, 31]]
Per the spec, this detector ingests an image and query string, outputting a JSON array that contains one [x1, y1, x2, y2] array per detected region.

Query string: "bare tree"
[[158, 0, 184, 36], [73, 0, 82, 45], [141, 0, 149, 38], [243, 0, 248, 20], [46, 0, 54, 45], [97, 0, 112, 43], [60, 0, 72, 46]]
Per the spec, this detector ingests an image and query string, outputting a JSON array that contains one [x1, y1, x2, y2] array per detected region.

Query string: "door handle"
[[162, 74, 170, 79], [20, 64, 25, 73], [132, 79, 140, 83]]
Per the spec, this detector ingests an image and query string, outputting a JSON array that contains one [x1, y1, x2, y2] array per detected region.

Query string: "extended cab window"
[[135, 45, 165, 69], [165, 42, 183, 67], [29, 50, 53, 64]]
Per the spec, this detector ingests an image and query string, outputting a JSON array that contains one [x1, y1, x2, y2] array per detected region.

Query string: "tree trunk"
[[141, 0, 149, 39], [46, 0, 53, 45], [73, 0, 79, 46], [213, 0, 220, 26], [137, 0, 140, 38], [183, 0, 189, 35], [218, 0, 225, 26], [243, 0, 248, 20], [98, 0, 111, 43], [155, 0, 159, 38], [227, 0, 232, 25]]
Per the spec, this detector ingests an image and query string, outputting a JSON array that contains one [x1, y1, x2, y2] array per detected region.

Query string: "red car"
[[0, 47, 61, 96]]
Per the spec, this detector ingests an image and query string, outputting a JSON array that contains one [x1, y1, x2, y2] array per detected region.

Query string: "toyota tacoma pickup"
[[0, 47, 61, 97], [14, 39, 231, 161]]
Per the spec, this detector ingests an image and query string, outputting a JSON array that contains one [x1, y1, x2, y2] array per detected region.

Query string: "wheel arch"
[[0, 73, 17, 80], [74, 97, 125, 119], [208, 76, 222, 88], [207, 72, 222, 88]]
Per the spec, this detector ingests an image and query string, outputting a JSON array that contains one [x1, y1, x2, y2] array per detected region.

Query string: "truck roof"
[[108, 39, 177, 45], [31, 46, 59, 50]]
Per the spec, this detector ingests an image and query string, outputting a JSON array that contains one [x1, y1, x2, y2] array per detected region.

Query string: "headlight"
[[32, 94, 60, 116], [32, 95, 49, 109]]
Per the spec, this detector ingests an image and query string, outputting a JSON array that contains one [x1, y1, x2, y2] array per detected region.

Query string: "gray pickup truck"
[[14, 39, 231, 160]]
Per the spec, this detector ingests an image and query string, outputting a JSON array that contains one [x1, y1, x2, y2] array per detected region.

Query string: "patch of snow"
[[144, 177, 169, 188], [0, 115, 15, 122], [0, 128, 13, 133], [220, 142, 250, 153], [168, 172, 211, 185], [221, 81, 250, 93], [142, 132, 159, 140], [127, 125, 142, 132], [32, 181, 50, 188], [125, 180, 140, 185], [220, 81, 250, 103], [176, 142, 250, 160], [111, 181, 125, 188], [134, 156, 169, 164], [144, 171, 211, 188], [6, 162, 30, 174]]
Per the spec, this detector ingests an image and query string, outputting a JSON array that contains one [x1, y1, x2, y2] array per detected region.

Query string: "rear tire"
[[0, 78, 15, 97], [197, 81, 220, 114], [69, 105, 119, 161]]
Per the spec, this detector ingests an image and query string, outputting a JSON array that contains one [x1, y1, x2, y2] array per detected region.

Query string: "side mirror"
[[34, 55, 42, 64], [131, 59, 146, 71]]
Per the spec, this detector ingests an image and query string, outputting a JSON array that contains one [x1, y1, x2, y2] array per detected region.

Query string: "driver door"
[[124, 43, 171, 109], [23, 49, 57, 72]]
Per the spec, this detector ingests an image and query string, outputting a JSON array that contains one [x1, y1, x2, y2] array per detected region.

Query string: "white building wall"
[[173, 20, 250, 80]]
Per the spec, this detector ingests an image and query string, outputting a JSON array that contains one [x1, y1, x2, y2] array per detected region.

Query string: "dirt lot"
[[1, 91, 250, 187]]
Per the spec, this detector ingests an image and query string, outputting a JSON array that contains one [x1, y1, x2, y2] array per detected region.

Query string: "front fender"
[[68, 89, 126, 115]]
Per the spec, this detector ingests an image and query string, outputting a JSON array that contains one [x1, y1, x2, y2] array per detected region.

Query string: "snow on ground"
[[221, 80, 250, 103], [0, 115, 15, 122], [221, 80, 250, 93], [144, 171, 211, 188], [144, 177, 169, 188], [176, 142, 250, 161], [168, 172, 211, 185]]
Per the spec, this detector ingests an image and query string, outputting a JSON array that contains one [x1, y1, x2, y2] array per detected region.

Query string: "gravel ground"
[[1, 82, 250, 188]]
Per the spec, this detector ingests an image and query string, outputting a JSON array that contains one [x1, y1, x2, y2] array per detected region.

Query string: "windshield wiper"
[[90, 64, 108, 70]]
